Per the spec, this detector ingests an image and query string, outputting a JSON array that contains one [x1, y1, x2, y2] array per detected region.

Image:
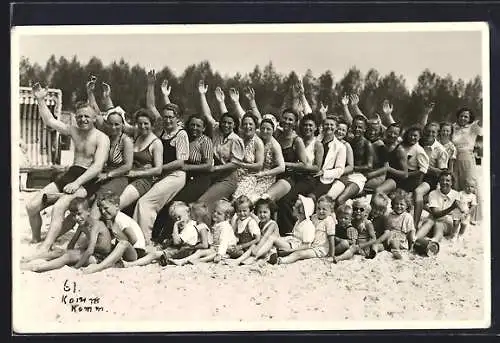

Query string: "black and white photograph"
[[11, 23, 490, 332]]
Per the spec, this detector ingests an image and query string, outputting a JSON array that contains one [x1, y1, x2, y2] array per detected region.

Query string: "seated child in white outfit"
[[168, 199, 237, 265], [384, 189, 416, 259], [268, 194, 316, 265], [454, 177, 478, 242]]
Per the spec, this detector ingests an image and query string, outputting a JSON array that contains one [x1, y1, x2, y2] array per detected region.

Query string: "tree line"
[[19, 55, 483, 127]]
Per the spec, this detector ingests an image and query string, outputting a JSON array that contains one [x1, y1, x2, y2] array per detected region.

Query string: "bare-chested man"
[[25, 83, 110, 257]]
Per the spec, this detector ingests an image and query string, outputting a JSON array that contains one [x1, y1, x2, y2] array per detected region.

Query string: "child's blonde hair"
[[317, 194, 335, 211], [232, 195, 253, 211], [168, 201, 190, 218], [190, 201, 210, 225], [352, 199, 371, 215], [465, 177, 477, 187], [389, 188, 413, 212], [214, 199, 234, 220]]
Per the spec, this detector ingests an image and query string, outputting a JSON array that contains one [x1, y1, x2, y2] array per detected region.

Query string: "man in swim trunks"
[[25, 83, 110, 257]]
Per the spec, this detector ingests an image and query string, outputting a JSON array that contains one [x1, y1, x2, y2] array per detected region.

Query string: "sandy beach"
[[13, 191, 489, 332]]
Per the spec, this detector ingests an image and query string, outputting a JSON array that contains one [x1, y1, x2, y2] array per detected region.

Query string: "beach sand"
[[13, 192, 488, 332]]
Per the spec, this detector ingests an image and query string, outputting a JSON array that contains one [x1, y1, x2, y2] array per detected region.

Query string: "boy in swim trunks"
[[82, 191, 146, 274], [25, 83, 110, 259], [21, 197, 112, 272]]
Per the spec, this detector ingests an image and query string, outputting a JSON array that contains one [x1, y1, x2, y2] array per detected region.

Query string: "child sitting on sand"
[[268, 195, 316, 265], [271, 195, 336, 265], [167, 199, 237, 265], [333, 199, 377, 263], [224, 196, 262, 266], [453, 177, 478, 243], [82, 191, 147, 273], [123, 201, 210, 267], [333, 204, 357, 255], [240, 198, 281, 264], [385, 189, 416, 259], [369, 192, 392, 253], [22, 197, 112, 272]]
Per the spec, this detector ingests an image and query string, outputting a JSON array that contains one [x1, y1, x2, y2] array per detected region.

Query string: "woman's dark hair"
[[455, 107, 475, 124], [386, 122, 401, 132], [402, 125, 422, 145], [106, 111, 125, 124], [438, 170, 455, 184], [299, 113, 320, 136], [185, 114, 211, 139], [160, 103, 181, 118], [352, 115, 368, 126], [241, 113, 259, 127], [254, 198, 278, 216], [134, 108, 156, 126], [260, 118, 275, 131], [220, 112, 240, 134], [282, 108, 299, 122], [324, 115, 338, 125]]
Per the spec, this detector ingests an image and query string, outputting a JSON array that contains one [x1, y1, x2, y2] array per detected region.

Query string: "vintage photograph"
[[11, 23, 490, 332]]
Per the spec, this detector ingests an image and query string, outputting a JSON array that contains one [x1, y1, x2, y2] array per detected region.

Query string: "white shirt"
[[428, 188, 460, 211], [404, 143, 429, 173], [212, 221, 238, 256], [292, 219, 316, 244], [320, 137, 347, 184], [113, 212, 146, 250], [175, 219, 200, 246], [423, 139, 448, 169]]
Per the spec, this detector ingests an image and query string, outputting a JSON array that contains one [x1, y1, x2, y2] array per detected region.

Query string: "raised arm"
[[146, 70, 162, 122], [229, 88, 245, 120], [319, 102, 328, 123], [243, 87, 262, 122], [297, 80, 312, 115], [419, 102, 435, 127], [215, 87, 228, 116], [381, 100, 396, 126], [32, 83, 70, 135], [198, 80, 217, 128], [86, 76, 103, 128], [160, 79, 171, 105], [341, 94, 353, 125], [350, 94, 367, 120], [101, 82, 114, 111]]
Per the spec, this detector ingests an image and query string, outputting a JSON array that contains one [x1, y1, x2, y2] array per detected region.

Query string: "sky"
[[15, 26, 484, 91]]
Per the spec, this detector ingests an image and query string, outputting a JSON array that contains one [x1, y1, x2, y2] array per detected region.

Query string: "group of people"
[[21, 70, 483, 273]]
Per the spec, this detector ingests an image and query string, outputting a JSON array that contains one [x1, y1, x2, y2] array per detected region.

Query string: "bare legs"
[[263, 179, 292, 202], [25, 182, 60, 243], [413, 182, 430, 227], [83, 240, 138, 274]]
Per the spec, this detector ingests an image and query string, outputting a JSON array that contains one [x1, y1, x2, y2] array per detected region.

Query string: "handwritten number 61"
[[63, 279, 77, 293]]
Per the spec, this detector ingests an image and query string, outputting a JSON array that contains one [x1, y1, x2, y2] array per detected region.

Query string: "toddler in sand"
[[224, 196, 262, 266], [368, 192, 391, 253], [268, 195, 316, 265], [333, 199, 377, 263], [22, 197, 112, 272], [384, 189, 416, 259], [271, 195, 336, 265], [333, 204, 358, 255], [453, 177, 478, 243], [168, 199, 237, 265], [124, 201, 210, 267]]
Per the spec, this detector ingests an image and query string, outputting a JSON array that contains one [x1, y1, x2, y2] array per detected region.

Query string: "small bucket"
[[413, 238, 440, 257], [42, 192, 64, 206]]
